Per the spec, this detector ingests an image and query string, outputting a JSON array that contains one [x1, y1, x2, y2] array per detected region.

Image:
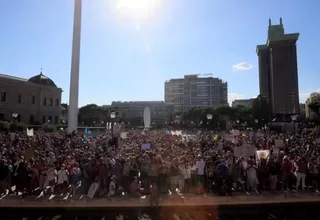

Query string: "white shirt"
[[183, 166, 191, 179], [247, 166, 257, 179], [57, 169, 68, 184], [108, 181, 116, 196], [47, 169, 57, 181], [196, 159, 205, 175]]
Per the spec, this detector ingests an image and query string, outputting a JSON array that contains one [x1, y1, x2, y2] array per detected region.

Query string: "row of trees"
[[181, 95, 270, 129], [76, 95, 270, 128]]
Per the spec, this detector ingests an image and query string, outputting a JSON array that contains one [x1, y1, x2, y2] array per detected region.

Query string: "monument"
[[67, 0, 82, 133]]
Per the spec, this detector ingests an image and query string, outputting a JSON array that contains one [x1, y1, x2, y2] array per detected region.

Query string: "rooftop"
[[0, 72, 58, 88]]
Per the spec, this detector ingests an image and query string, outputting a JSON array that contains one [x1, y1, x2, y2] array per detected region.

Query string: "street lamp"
[[12, 113, 19, 124], [110, 111, 116, 119], [291, 115, 298, 134], [206, 114, 212, 127], [254, 119, 259, 130]]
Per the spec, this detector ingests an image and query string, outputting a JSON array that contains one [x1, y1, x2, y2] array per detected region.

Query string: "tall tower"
[[67, 0, 82, 133], [257, 18, 299, 118]]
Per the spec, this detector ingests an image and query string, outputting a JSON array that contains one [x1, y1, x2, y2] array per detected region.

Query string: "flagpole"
[[67, 0, 82, 133]]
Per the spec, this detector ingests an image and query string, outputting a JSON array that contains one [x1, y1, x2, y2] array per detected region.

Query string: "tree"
[[251, 95, 270, 124], [308, 102, 320, 118], [78, 104, 110, 126]]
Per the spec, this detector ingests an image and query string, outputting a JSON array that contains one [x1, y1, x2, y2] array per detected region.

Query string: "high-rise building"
[[257, 18, 299, 117], [165, 74, 228, 114]]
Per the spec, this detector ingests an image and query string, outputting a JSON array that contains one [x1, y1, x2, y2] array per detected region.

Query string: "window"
[[42, 116, 46, 124], [29, 115, 35, 124], [49, 98, 53, 106], [1, 92, 6, 102], [55, 116, 58, 124], [43, 97, 47, 106], [17, 94, 22, 104], [0, 113, 4, 121], [56, 98, 59, 106], [31, 96, 36, 104], [48, 116, 52, 123]]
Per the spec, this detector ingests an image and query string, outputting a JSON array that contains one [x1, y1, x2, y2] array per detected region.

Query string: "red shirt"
[[282, 161, 292, 173]]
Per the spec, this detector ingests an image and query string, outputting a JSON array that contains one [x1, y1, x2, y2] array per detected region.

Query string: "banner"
[[256, 150, 270, 162], [275, 139, 284, 148], [26, 128, 34, 136], [233, 144, 255, 157], [232, 129, 240, 136], [141, 143, 151, 150], [120, 132, 128, 139], [84, 127, 89, 139]]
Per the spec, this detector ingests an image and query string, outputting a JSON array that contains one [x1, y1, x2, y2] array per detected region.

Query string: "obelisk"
[[67, 0, 82, 133]]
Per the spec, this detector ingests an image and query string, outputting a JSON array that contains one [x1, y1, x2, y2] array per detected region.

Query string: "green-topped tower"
[[257, 18, 300, 119]]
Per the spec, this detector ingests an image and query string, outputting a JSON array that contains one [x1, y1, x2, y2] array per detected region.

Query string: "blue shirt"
[[216, 163, 228, 178]]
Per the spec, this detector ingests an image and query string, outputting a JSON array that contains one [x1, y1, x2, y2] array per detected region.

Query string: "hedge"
[[0, 121, 57, 132]]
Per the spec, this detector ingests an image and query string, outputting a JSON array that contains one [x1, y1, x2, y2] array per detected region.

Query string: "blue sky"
[[0, 0, 319, 107]]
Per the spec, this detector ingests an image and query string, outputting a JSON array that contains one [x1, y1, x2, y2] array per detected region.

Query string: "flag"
[[85, 127, 89, 139]]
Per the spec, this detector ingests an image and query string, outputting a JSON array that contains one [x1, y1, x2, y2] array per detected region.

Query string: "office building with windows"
[[111, 101, 174, 127], [257, 18, 299, 117], [165, 74, 228, 114], [232, 98, 255, 108], [0, 72, 62, 124]]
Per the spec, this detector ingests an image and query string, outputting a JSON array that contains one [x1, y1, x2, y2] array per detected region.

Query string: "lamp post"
[[206, 114, 212, 128], [110, 111, 116, 139], [67, 0, 82, 133], [291, 115, 298, 134], [255, 119, 259, 130], [11, 113, 19, 124]]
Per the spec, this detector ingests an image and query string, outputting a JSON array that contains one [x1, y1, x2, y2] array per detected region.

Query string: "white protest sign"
[[10, 133, 15, 141], [233, 129, 240, 136], [26, 128, 34, 136], [275, 139, 284, 148], [233, 144, 255, 157], [256, 150, 270, 162], [120, 132, 128, 139]]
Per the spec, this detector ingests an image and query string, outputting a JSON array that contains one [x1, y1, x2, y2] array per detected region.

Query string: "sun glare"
[[116, 0, 161, 19]]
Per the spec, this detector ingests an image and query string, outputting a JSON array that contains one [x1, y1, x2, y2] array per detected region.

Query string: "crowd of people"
[[0, 126, 320, 203]]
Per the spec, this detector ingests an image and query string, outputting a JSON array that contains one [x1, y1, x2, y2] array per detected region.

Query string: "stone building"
[[0, 72, 62, 124]]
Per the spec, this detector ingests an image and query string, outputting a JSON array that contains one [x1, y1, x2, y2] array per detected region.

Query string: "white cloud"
[[232, 62, 253, 71], [299, 89, 320, 102], [228, 93, 246, 106], [299, 92, 311, 102]]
